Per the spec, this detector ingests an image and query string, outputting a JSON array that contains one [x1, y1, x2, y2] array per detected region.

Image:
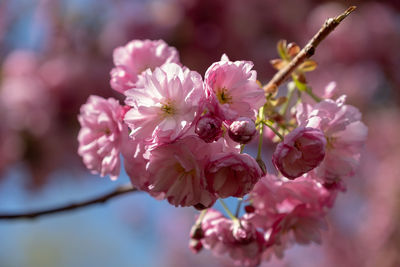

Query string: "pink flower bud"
[[205, 152, 263, 198], [228, 117, 256, 144], [244, 205, 255, 214], [190, 224, 204, 240], [189, 239, 203, 254], [272, 127, 326, 179], [195, 114, 223, 143]]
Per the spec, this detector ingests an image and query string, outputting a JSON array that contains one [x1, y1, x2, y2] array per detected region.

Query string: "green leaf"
[[277, 40, 288, 60], [292, 75, 308, 92]]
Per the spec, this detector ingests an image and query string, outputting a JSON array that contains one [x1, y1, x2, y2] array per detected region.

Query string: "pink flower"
[[146, 136, 220, 208], [201, 209, 265, 267], [228, 117, 257, 144], [272, 126, 326, 179], [77, 96, 124, 180], [124, 63, 204, 144], [110, 39, 180, 93], [297, 96, 368, 183], [119, 126, 149, 188], [204, 54, 266, 122], [205, 152, 263, 198], [247, 174, 331, 256]]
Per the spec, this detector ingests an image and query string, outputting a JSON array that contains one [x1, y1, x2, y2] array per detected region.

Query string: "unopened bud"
[[228, 117, 256, 144], [244, 205, 255, 214], [195, 114, 223, 143], [190, 224, 204, 240], [189, 239, 203, 254]]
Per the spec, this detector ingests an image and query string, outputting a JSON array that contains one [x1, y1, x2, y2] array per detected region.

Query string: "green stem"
[[219, 199, 237, 221], [196, 209, 207, 225], [280, 81, 296, 116], [257, 106, 265, 160], [257, 125, 264, 160], [235, 198, 243, 217], [305, 87, 322, 102], [262, 121, 284, 141]]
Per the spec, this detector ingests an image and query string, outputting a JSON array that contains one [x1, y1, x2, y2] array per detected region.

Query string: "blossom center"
[[104, 128, 111, 135], [294, 140, 302, 150], [216, 88, 232, 104], [174, 163, 196, 178], [326, 136, 335, 150], [161, 100, 176, 116]]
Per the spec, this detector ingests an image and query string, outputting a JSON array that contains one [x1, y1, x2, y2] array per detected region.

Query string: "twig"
[[0, 183, 137, 220], [264, 6, 356, 93]]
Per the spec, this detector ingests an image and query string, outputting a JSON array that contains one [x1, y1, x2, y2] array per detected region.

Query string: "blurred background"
[[0, 0, 399, 266]]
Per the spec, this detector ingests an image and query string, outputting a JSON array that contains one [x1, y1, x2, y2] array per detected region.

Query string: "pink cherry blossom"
[[297, 96, 368, 183], [204, 54, 266, 122], [272, 126, 326, 179], [119, 125, 149, 188], [77, 96, 124, 180], [228, 117, 257, 144], [146, 136, 220, 208], [247, 174, 331, 257], [205, 152, 263, 198], [110, 39, 180, 93], [124, 63, 205, 144], [200, 209, 266, 267]]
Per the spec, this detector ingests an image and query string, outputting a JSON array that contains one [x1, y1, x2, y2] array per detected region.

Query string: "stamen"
[[216, 88, 232, 104]]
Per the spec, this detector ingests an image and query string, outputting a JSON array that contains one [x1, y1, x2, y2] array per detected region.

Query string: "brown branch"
[[0, 183, 137, 220], [264, 6, 357, 93]]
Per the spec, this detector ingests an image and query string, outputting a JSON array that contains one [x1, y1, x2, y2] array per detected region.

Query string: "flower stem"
[[235, 198, 243, 217], [197, 209, 207, 224], [262, 121, 284, 141], [257, 126, 264, 160], [280, 81, 296, 116], [219, 199, 237, 221], [305, 87, 322, 102], [257, 106, 265, 160]]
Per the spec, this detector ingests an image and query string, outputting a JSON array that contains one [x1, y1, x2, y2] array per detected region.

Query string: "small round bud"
[[272, 126, 326, 179], [189, 239, 203, 254], [228, 117, 256, 144], [190, 224, 204, 240], [195, 114, 223, 143], [244, 205, 255, 214]]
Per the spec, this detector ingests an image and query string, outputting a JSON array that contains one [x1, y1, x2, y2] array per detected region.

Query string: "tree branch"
[[0, 183, 137, 220], [264, 6, 356, 93]]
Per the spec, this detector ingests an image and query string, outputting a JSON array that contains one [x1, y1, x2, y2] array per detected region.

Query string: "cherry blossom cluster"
[[77, 39, 367, 266], [78, 39, 265, 207]]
